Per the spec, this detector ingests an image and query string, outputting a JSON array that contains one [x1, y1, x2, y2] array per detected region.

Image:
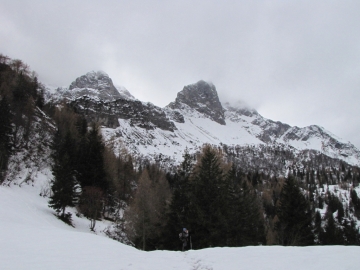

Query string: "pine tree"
[[350, 189, 360, 217], [321, 214, 344, 245], [0, 96, 12, 182], [49, 131, 79, 219], [314, 211, 323, 244], [163, 149, 193, 250], [343, 218, 360, 245], [77, 123, 108, 191], [225, 164, 265, 246], [187, 145, 226, 248], [276, 176, 314, 246]]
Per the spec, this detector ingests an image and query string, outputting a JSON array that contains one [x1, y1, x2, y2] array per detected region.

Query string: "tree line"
[[0, 54, 44, 183]]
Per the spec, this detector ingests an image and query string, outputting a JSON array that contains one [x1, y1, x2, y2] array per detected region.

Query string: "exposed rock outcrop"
[[168, 80, 225, 125]]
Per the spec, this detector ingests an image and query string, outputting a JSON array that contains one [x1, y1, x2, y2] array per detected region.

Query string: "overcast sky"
[[1, 0, 360, 149]]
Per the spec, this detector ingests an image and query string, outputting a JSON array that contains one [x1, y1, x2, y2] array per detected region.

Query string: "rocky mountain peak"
[[67, 71, 123, 101], [169, 80, 226, 125], [69, 71, 110, 89]]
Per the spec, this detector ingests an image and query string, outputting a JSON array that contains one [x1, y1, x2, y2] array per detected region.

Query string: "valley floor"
[[0, 178, 359, 270]]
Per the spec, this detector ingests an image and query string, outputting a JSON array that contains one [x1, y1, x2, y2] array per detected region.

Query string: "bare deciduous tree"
[[79, 186, 103, 231]]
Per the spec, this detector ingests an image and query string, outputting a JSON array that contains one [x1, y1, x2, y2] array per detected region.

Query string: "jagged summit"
[[168, 80, 226, 125], [66, 71, 123, 101], [69, 70, 111, 90], [47, 71, 133, 103]]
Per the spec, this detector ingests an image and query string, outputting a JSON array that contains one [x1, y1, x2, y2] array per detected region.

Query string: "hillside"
[[0, 179, 359, 270], [1, 57, 360, 259]]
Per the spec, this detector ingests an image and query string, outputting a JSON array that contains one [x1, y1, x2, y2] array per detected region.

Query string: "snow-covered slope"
[[47, 74, 360, 167], [102, 103, 264, 165], [1, 180, 359, 270], [222, 101, 360, 166]]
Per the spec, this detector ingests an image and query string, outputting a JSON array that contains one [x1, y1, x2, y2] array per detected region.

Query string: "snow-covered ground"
[[1, 174, 360, 270]]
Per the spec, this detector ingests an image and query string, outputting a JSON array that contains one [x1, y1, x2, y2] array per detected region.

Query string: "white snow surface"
[[1, 174, 360, 270]]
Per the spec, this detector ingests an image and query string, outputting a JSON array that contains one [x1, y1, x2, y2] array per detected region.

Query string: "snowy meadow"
[[0, 174, 359, 270]]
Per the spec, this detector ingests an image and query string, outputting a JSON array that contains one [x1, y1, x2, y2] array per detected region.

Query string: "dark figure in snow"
[[179, 228, 189, 251]]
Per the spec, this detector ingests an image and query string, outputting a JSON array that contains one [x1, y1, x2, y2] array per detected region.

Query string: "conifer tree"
[[0, 96, 12, 182], [314, 211, 323, 244], [121, 155, 135, 197], [321, 214, 344, 245], [350, 189, 360, 216], [109, 152, 135, 201], [163, 149, 193, 250], [49, 131, 79, 219], [187, 145, 226, 248], [77, 123, 108, 191], [276, 176, 314, 246], [343, 218, 360, 245], [225, 164, 265, 246]]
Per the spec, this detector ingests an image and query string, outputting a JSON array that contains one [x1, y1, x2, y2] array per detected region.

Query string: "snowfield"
[[1, 175, 360, 270]]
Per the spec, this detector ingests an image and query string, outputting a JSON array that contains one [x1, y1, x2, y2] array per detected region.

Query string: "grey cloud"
[[1, 0, 360, 148]]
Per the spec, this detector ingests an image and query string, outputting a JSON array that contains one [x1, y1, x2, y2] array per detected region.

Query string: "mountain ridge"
[[47, 71, 360, 168]]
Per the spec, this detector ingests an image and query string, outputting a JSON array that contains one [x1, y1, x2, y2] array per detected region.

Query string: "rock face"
[[168, 80, 225, 125], [69, 97, 176, 131]]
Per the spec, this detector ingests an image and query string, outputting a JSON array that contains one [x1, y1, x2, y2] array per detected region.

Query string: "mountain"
[[48, 72, 360, 170], [48, 71, 134, 103], [168, 80, 225, 125], [223, 102, 360, 165], [2, 62, 360, 267]]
